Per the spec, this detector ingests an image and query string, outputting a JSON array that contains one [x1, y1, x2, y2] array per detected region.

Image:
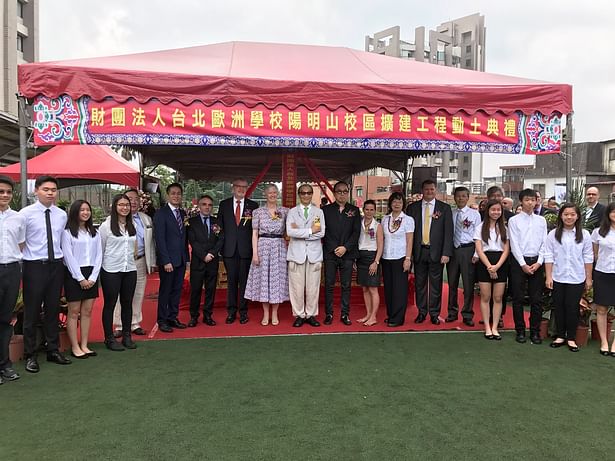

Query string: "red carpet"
[[86, 273, 524, 342]]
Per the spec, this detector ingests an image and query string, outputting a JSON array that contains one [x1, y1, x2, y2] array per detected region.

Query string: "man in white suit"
[[113, 189, 157, 336], [286, 184, 325, 327]]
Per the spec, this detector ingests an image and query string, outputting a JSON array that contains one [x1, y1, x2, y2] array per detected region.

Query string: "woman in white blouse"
[[592, 202, 615, 356], [545, 203, 593, 352], [61, 200, 102, 359], [474, 200, 510, 340], [356, 200, 383, 326], [381, 192, 414, 327], [99, 194, 138, 351]]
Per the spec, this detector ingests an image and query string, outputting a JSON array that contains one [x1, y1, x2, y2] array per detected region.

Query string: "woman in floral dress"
[[245, 184, 290, 326]]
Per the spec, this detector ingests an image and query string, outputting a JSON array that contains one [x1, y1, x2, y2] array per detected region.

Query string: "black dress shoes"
[[324, 314, 333, 325], [159, 323, 173, 333], [239, 315, 249, 324], [293, 317, 305, 327], [226, 314, 236, 324], [306, 316, 320, 327], [105, 339, 125, 351], [122, 333, 137, 349], [204, 317, 216, 326], [530, 335, 542, 345], [0, 367, 20, 381], [169, 319, 187, 329], [387, 322, 402, 327], [463, 319, 475, 327], [188, 318, 198, 328], [340, 315, 352, 325], [492, 334, 502, 341], [132, 327, 146, 335], [445, 315, 457, 323], [25, 357, 39, 373], [430, 316, 441, 325], [515, 333, 527, 343], [86, 350, 98, 357], [47, 351, 71, 365], [414, 313, 426, 323]]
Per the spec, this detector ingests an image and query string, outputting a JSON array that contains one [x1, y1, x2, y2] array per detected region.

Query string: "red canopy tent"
[[0, 144, 140, 189], [17, 41, 573, 204]]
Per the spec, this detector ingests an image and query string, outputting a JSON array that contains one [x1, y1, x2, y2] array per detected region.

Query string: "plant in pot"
[[577, 288, 593, 347], [9, 289, 25, 363], [541, 287, 555, 339]]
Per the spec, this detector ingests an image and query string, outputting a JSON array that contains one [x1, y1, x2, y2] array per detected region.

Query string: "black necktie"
[[203, 217, 209, 238], [45, 209, 54, 261]]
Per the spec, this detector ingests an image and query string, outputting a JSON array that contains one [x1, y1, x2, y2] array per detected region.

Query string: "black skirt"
[[356, 250, 381, 287], [476, 251, 509, 283], [64, 266, 99, 302], [593, 270, 615, 306]]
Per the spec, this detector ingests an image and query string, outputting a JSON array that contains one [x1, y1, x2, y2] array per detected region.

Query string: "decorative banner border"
[[31, 95, 562, 155]]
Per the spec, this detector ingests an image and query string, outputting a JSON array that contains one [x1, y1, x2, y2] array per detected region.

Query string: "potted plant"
[[577, 289, 593, 347], [541, 287, 555, 339], [8, 289, 24, 363]]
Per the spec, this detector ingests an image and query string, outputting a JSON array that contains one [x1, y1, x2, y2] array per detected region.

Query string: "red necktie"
[[235, 200, 241, 226]]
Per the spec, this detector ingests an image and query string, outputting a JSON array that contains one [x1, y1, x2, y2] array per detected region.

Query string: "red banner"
[[281, 154, 297, 208]]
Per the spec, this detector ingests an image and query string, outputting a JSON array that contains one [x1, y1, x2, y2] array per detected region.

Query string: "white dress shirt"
[[473, 222, 506, 252], [0, 208, 25, 263], [358, 218, 379, 251], [592, 228, 615, 274], [19, 201, 67, 260], [98, 217, 137, 273], [61, 228, 103, 282], [453, 206, 481, 247], [544, 229, 593, 284], [382, 212, 415, 260], [508, 211, 547, 266]]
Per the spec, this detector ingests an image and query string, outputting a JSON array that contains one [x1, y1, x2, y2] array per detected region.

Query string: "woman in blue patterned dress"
[[245, 184, 290, 326]]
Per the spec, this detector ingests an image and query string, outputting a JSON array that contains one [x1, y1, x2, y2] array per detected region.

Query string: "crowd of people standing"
[[1, 174, 614, 384]]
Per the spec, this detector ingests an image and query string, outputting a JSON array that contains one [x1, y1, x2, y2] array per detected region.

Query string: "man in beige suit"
[[286, 184, 325, 327], [113, 189, 156, 336]]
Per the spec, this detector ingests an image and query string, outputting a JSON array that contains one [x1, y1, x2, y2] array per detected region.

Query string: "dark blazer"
[[187, 215, 224, 269], [406, 199, 453, 262], [322, 202, 361, 260], [153, 204, 189, 267], [217, 197, 259, 258], [587, 202, 606, 230]]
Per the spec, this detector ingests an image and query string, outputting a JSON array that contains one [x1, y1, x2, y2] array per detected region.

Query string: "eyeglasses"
[[335, 190, 349, 194], [299, 191, 313, 195]]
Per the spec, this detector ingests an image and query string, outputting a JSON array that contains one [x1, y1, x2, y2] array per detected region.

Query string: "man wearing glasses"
[[322, 181, 361, 325], [217, 178, 259, 324], [286, 184, 325, 327]]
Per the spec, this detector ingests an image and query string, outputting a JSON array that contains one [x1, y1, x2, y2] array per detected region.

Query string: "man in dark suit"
[[585, 186, 606, 231], [187, 195, 224, 327], [406, 179, 453, 325], [217, 178, 259, 324], [154, 183, 189, 333], [322, 181, 361, 325]]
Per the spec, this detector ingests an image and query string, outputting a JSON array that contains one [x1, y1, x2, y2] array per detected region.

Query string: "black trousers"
[[552, 281, 584, 340], [157, 263, 186, 325], [510, 257, 544, 335], [23, 260, 64, 357], [324, 258, 353, 316], [0, 263, 21, 369], [446, 245, 475, 320], [189, 259, 219, 319], [224, 252, 250, 317], [382, 258, 408, 325], [101, 270, 136, 338], [414, 250, 444, 318]]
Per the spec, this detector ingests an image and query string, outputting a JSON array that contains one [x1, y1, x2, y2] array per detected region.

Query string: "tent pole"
[[565, 112, 574, 200], [18, 96, 28, 208]]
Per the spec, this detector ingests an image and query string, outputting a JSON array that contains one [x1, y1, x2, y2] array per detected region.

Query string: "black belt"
[[456, 242, 475, 249], [524, 255, 539, 263], [0, 261, 19, 268], [421, 244, 430, 249], [25, 258, 63, 264], [135, 254, 145, 260], [260, 233, 283, 238]]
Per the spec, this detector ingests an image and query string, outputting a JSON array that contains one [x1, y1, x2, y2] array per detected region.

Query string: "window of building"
[[609, 148, 615, 161], [356, 187, 363, 197], [17, 34, 24, 52], [465, 45, 472, 54], [463, 156, 469, 164], [462, 170, 469, 177], [17, 1, 24, 18], [376, 186, 388, 193], [465, 59, 472, 68], [449, 166, 458, 173]]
